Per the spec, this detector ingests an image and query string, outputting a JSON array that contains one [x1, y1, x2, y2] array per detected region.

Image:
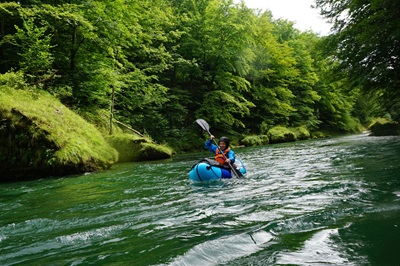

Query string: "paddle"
[[196, 118, 243, 178]]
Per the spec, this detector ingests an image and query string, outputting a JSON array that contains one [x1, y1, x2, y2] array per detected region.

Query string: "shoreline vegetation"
[[0, 88, 172, 182], [1, 1, 399, 182], [1, 87, 398, 182]]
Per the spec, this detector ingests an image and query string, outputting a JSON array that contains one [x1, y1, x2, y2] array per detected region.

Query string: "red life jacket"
[[215, 148, 230, 165]]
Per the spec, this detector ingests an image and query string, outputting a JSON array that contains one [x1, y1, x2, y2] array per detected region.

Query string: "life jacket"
[[215, 148, 230, 165]]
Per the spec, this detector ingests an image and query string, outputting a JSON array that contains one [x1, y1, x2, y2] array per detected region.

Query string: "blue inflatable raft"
[[189, 158, 246, 182]]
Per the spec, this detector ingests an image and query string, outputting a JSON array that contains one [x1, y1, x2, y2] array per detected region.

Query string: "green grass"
[[0, 88, 118, 179], [107, 133, 173, 162]]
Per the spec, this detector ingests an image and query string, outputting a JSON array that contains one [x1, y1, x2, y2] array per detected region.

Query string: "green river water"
[[1, 133, 400, 265]]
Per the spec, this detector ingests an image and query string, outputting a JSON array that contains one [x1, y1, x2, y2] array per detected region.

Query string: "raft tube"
[[189, 158, 246, 182]]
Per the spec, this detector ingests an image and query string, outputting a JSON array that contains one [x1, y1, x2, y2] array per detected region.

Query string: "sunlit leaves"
[[13, 19, 54, 84]]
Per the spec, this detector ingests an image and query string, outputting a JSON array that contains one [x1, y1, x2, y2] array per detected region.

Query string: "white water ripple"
[[163, 230, 273, 266]]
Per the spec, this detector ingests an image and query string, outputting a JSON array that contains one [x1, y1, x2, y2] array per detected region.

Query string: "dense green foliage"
[[315, 0, 400, 122], [1, 0, 395, 152], [240, 135, 269, 147]]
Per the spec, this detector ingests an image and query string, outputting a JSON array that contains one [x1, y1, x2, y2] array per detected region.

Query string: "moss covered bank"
[[0, 88, 172, 182]]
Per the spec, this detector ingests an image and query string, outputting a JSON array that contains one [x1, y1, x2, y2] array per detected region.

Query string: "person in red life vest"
[[205, 135, 235, 166]]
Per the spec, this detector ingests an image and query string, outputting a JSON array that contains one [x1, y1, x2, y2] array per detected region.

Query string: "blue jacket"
[[205, 139, 235, 164]]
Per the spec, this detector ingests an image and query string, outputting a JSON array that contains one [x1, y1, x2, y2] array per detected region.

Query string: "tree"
[[273, 22, 321, 128], [110, 0, 180, 139], [315, 0, 400, 120], [11, 18, 54, 85], [244, 12, 297, 133], [170, 0, 256, 133]]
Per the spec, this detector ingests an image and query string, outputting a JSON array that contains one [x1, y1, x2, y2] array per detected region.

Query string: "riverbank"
[[1, 85, 397, 182], [0, 88, 172, 182]]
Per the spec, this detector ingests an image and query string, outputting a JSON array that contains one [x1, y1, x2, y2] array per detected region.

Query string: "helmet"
[[218, 136, 230, 147]]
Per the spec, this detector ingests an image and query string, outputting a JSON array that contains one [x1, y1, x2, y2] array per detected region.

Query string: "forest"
[[1, 0, 399, 153]]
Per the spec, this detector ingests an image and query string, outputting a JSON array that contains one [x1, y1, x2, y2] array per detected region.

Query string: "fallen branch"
[[29, 71, 58, 86], [103, 113, 156, 143], [112, 119, 145, 138]]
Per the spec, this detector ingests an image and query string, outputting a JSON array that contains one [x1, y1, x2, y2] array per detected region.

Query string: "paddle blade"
[[196, 119, 210, 132]]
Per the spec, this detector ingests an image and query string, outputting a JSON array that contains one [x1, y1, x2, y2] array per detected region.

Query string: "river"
[[1, 133, 400, 265]]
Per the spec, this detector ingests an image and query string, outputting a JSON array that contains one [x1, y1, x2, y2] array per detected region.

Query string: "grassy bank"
[[0, 86, 119, 181]]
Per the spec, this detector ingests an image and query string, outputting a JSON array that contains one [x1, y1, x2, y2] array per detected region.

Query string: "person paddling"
[[205, 135, 235, 167]]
